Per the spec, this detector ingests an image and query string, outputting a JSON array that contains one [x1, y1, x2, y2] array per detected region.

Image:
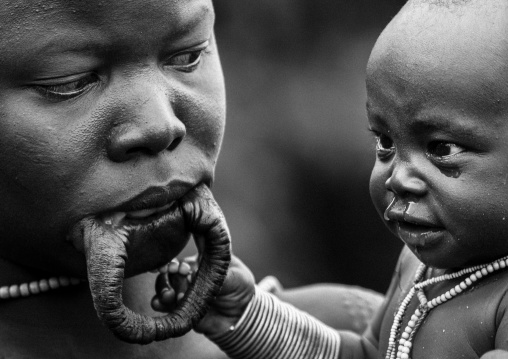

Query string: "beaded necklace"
[[0, 260, 176, 300], [385, 255, 508, 359], [0, 276, 82, 300]]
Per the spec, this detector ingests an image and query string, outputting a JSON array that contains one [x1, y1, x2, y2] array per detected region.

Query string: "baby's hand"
[[151, 255, 256, 336]]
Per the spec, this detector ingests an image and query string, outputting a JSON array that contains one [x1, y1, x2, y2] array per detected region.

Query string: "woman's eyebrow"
[[170, 4, 215, 39], [33, 34, 110, 57]]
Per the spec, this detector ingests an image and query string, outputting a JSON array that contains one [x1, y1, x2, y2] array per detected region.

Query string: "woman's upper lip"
[[110, 181, 196, 213]]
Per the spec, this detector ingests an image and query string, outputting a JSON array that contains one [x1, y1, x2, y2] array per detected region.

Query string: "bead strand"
[[0, 276, 82, 299], [387, 255, 508, 359], [386, 264, 427, 359]]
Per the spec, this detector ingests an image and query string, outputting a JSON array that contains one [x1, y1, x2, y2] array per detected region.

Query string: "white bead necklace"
[[0, 276, 82, 300], [385, 255, 508, 359]]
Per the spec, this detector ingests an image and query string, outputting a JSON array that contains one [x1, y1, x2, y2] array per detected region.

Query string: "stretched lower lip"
[[103, 201, 176, 227], [396, 221, 445, 247]]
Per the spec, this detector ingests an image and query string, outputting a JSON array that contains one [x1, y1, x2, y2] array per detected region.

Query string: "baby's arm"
[[152, 255, 383, 359], [479, 296, 508, 359]]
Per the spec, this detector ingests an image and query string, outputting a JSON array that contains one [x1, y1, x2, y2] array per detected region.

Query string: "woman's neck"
[[0, 256, 58, 286]]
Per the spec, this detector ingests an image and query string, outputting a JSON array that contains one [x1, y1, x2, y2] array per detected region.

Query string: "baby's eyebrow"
[[410, 116, 485, 139]]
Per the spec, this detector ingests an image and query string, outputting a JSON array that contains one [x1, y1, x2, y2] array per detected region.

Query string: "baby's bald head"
[[367, 0, 508, 126]]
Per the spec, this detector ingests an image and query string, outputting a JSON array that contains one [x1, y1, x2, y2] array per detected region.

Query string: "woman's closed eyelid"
[[165, 40, 210, 72], [31, 72, 101, 101]]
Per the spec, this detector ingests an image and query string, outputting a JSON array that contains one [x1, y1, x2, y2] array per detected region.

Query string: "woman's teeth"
[[103, 202, 174, 226]]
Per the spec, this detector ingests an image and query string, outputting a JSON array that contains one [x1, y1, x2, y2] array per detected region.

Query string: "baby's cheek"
[[369, 166, 388, 215]]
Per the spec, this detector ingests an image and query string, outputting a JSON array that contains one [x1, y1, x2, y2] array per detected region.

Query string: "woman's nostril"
[[123, 137, 182, 158], [125, 147, 150, 157], [167, 137, 182, 151]]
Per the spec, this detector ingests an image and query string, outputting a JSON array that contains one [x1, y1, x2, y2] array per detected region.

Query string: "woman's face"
[[0, 0, 225, 277]]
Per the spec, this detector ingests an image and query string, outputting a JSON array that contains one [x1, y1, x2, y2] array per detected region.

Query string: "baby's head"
[[366, 0, 508, 269], [0, 0, 228, 343]]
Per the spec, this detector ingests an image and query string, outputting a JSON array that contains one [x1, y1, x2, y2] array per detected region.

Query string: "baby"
[[157, 0, 508, 358]]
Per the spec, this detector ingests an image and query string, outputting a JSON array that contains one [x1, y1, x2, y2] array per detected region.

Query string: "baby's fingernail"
[[161, 289, 175, 303], [151, 297, 162, 310], [179, 262, 191, 275], [177, 292, 185, 301], [168, 261, 179, 273], [187, 274, 193, 283], [158, 264, 169, 274]]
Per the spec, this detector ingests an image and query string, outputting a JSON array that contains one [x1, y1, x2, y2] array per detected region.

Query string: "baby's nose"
[[385, 160, 427, 197], [106, 83, 186, 162]]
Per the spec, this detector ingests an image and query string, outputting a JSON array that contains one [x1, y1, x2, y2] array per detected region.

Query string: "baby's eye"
[[167, 41, 209, 73], [375, 134, 395, 159], [33, 73, 100, 101], [427, 142, 466, 158]]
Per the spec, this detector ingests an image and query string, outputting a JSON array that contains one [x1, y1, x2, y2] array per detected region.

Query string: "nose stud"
[[384, 197, 396, 221]]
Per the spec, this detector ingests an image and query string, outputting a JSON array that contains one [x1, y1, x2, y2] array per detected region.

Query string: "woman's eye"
[[33, 73, 100, 101], [427, 142, 465, 158], [167, 42, 209, 73], [375, 134, 395, 159]]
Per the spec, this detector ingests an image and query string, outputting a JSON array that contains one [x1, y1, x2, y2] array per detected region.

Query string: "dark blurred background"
[[208, 0, 406, 294]]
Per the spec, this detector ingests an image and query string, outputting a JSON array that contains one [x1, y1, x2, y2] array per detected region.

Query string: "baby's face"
[[367, 1, 508, 269], [0, 0, 225, 275]]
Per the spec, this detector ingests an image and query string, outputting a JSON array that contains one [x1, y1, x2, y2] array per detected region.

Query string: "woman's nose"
[[385, 160, 427, 197], [106, 84, 186, 162]]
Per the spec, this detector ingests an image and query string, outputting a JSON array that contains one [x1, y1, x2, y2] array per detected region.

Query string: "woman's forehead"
[[0, 0, 215, 70], [0, 0, 214, 39]]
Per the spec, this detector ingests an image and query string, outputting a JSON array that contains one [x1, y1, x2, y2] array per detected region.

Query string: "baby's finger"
[[151, 292, 173, 312], [155, 271, 171, 294], [169, 263, 190, 302], [168, 259, 180, 274], [178, 261, 192, 276], [183, 254, 199, 269]]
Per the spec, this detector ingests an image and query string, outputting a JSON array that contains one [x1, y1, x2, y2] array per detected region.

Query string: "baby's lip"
[[386, 200, 441, 228]]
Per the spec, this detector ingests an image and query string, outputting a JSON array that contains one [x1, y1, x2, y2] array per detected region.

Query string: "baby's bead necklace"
[[385, 255, 508, 359]]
